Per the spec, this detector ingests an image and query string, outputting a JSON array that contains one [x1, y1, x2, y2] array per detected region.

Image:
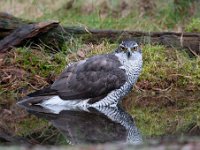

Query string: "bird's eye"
[[120, 46, 126, 51], [131, 46, 138, 51]]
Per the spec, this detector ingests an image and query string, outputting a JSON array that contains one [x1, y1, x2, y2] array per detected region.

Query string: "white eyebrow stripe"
[[120, 44, 125, 47], [133, 43, 138, 47]]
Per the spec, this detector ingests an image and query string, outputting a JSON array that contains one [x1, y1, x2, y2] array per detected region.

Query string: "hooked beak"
[[127, 48, 132, 58]]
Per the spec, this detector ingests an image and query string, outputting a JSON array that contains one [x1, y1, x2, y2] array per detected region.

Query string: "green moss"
[[17, 117, 68, 145], [139, 44, 200, 89], [16, 47, 67, 77], [0, 0, 200, 143], [128, 93, 200, 137], [185, 18, 200, 32], [132, 108, 167, 136], [17, 115, 48, 136]]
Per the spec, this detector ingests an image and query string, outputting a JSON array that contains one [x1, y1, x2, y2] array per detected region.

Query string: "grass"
[[1, 41, 200, 139], [0, 0, 200, 144], [140, 45, 200, 90], [16, 48, 66, 78], [185, 18, 200, 32], [0, 0, 199, 31], [123, 92, 200, 137], [1, 39, 200, 142]]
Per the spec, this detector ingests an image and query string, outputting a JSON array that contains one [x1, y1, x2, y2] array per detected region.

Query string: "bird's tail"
[[16, 96, 53, 113]]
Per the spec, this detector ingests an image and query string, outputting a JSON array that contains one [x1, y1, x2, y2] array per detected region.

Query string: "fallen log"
[[0, 21, 59, 52], [0, 12, 199, 55], [0, 12, 28, 39], [80, 29, 200, 55]]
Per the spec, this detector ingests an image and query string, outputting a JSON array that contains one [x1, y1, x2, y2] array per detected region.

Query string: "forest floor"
[[0, 0, 200, 146]]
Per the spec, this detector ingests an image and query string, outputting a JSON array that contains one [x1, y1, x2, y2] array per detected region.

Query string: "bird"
[[17, 40, 142, 111], [28, 104, 142, 144]]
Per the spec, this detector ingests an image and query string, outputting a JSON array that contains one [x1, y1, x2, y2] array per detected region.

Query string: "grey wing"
[[51, 54, 127, 100]]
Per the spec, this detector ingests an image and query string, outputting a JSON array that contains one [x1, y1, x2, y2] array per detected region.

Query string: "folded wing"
[[29, 54, 127, 100]]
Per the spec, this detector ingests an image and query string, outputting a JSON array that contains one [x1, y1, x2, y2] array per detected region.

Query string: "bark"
[[0, 12, 28, 39], [82, 29, 200, 55], [0, 13, 199, 55], [0, 21, 59, 52]]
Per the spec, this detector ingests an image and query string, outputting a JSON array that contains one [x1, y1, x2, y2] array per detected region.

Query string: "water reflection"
[[20, 103, 142, 144]]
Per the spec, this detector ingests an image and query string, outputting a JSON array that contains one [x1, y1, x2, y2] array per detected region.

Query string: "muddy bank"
[[1, 138, 200, 150]]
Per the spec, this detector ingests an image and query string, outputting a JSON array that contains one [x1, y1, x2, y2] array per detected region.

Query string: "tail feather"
[[27, 86, 57, 97], [17, 96, 53, 113]]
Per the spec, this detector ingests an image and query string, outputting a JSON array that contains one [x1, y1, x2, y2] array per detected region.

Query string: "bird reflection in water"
[[18, 101, 143, 145]]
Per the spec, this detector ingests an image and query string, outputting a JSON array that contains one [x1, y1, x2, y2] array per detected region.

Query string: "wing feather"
[[29, 54, 127, 100]]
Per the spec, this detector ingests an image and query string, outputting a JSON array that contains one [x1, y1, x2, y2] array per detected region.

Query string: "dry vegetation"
[[0, 0, 200, 145]]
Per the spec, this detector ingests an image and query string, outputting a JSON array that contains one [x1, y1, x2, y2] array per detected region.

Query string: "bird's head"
[[115, 40, 141, 58]]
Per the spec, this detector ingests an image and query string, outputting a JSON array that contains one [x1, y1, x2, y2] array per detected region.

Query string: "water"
[[4, 91, 200, 146], [20, 103, 143, 145]]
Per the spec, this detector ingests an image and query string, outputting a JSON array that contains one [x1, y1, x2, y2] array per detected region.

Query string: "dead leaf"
[[77, 50, 85, 58]]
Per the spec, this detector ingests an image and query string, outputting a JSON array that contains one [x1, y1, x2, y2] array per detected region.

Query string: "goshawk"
[[17, 40, 143, 112]]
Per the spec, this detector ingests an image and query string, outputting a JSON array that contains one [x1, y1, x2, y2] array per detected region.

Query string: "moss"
[[1, 41, 200, 141], [0, 0, 200, 144], [16, 115, 48, 136], [17, 117, 68, 145], [62, 41, 200, 90], [127, 92, 200, 137], [15, 47, 67, 78], [185, 18, 200, 32], [139, 44, 200, 89]]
